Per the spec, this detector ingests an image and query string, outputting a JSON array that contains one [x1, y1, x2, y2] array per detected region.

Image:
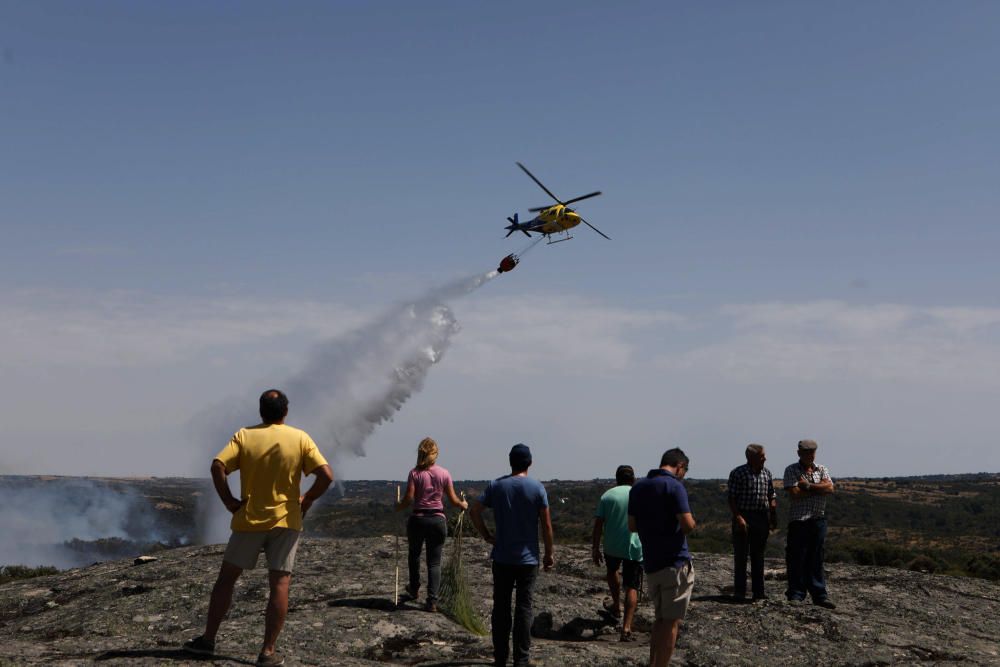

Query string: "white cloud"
[[0, 288, 369, 368], [661, 301, 1000, 385], [2, 289, 999, 479]]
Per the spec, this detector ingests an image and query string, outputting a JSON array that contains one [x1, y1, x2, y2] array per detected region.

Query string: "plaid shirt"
[[727, 463, 776, 512], [783, 462, 833, 521]]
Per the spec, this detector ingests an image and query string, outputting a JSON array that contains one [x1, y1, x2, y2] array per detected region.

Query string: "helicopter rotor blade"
[[578, 216, 611, 240], [516, 162, 564, 205], [528, 206, 551, 213], [562, 191, 602, 206]]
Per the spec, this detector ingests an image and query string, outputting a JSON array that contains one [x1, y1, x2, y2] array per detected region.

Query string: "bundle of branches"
[[438, 509, 488, 635]]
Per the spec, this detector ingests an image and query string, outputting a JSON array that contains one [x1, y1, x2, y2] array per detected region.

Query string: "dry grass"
[[438, 510, 488, 636]]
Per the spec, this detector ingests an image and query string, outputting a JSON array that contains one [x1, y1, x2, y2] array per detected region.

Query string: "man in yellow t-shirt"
[[184, 389, 333, 667]]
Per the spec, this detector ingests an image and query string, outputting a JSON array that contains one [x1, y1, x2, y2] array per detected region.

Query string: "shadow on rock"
[[532, 610, 613, 641], [328, 596, 398, 611], [693, 594, 754, 605], [95, 648, 255, 664]]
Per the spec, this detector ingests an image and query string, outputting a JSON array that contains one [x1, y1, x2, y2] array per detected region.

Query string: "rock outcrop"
[[2, 537, 998, 665]]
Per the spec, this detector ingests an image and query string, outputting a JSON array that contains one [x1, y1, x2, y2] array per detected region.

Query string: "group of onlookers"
[[180, 388, 836, 667], [592, 441, 836, 666]]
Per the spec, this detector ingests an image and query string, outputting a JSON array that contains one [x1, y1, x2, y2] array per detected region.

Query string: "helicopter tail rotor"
[[505, 213, 531, 238]]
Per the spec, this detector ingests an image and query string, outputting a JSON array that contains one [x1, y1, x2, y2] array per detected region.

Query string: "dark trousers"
[[491, 562, 538, 667], [732, 510, 770, 598], [407, 514, 447, 602], [785, 517, 828, 601]]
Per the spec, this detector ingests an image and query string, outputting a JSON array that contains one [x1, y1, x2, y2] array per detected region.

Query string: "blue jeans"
[[732, 510, 770, 598], [785, 517, 828, 601], [491, 562, 538, 667], [407, 514, 447, 602]]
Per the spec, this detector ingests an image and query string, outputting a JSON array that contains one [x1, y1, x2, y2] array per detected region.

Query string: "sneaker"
[[401, 584, 419, 602], [815, 598, 837, 609], [182, 636, 215, 655], [256, 652, 285, 666]]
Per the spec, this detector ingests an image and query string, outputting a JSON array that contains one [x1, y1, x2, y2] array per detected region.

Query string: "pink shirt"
[[408, 464, 452, 517]]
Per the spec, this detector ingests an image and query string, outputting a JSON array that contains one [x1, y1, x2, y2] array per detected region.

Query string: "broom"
[[438, 494, 488, 635]]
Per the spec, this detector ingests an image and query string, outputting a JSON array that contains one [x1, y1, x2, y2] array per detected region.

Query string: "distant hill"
[[2, 474, 998, 581]]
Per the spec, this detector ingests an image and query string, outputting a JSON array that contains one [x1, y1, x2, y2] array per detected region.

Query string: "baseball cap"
[[509, 443, 532, 468]]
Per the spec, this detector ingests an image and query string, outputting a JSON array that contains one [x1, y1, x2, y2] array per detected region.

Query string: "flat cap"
[[797, 439, 818, 451]]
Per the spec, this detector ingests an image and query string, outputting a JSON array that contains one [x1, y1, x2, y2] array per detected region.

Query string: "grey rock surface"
[[2, 537, 998, 666]]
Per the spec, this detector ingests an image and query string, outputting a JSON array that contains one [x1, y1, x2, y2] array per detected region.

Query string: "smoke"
[[193, 270, 498, 542], [287, 271, 497, 462], [0, 270, 501, 565], [0, 477, 187, 569]]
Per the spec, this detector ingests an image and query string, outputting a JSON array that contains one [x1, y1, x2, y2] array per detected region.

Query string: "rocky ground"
[[1, 537, 998, 666]]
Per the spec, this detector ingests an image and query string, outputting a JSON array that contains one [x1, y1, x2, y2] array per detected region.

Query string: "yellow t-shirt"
[[214, 423, 329, 532]]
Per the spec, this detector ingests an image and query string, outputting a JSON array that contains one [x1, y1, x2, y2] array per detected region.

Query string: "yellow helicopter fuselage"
[[533, 205, 581, 234]]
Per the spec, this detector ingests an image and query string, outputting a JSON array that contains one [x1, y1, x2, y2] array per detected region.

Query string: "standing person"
[[628, 449, 695, 667], [395, 436, 468, 612], [183, 389, 334, 667], [783, 439, 836, 608], [727, 444, 777, 602], [470, 444, 555, 667], [592, 464, 644, 642]]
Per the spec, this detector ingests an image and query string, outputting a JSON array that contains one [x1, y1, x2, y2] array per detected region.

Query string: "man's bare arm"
[[591, 517, 605, 565], [628, 515, 638, 533], [469, 500, 494, 544], [211, 459, 244, 514], [539, 506, 555, 571], [677, 512, 696, 535], [300, 464, 334, 517]]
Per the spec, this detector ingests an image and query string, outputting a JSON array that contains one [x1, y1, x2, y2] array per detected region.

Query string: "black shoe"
[[815, 598, 836, 609], [752, 594, 769, 603], [182, 636, 215, 655]]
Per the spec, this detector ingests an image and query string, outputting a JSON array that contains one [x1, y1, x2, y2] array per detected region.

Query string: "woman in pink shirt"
[[396, 437, 468, 611]]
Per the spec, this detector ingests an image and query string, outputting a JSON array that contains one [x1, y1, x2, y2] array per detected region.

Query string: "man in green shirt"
[[592, 465, 644, 642]]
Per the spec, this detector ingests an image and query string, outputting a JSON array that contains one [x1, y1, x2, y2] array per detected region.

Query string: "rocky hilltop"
[[1, 537, 998, 666]]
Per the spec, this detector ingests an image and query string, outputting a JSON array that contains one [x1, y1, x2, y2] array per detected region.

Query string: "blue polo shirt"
[[478, 474, 549, 565], [628, 468, 691, 573]]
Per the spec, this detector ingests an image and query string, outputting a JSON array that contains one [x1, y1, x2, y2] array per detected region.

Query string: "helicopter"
[[505, 162, 610, 243]]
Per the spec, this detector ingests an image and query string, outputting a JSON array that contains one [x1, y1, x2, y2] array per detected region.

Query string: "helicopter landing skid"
[[547, 235, 573, 245]]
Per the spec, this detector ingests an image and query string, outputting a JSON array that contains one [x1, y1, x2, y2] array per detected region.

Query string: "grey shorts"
[[223, 528, 301, 572], [647, 560, 694, 620]]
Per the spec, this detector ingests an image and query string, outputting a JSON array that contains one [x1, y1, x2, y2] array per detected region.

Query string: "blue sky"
[[2, 2, 999, 481]]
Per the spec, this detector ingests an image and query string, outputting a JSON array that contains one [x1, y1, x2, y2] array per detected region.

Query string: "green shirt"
[[596, 485, 644, 561]]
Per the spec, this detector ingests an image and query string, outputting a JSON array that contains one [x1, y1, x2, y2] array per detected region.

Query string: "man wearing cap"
[[592, 464, 643, 641], [470, 444, 555, 667], [727, 444, 777, 601], [628, 448, 696, 667], [783, 439, 836, 608]]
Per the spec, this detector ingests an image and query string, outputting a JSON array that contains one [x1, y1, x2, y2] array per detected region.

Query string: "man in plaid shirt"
[[727, 444, 777, 601], [783, 439, 836, 608]]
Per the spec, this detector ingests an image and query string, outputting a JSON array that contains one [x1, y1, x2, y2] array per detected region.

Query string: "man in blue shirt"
[[628, 448, 696, 667], [471, 443, 555, 667]]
